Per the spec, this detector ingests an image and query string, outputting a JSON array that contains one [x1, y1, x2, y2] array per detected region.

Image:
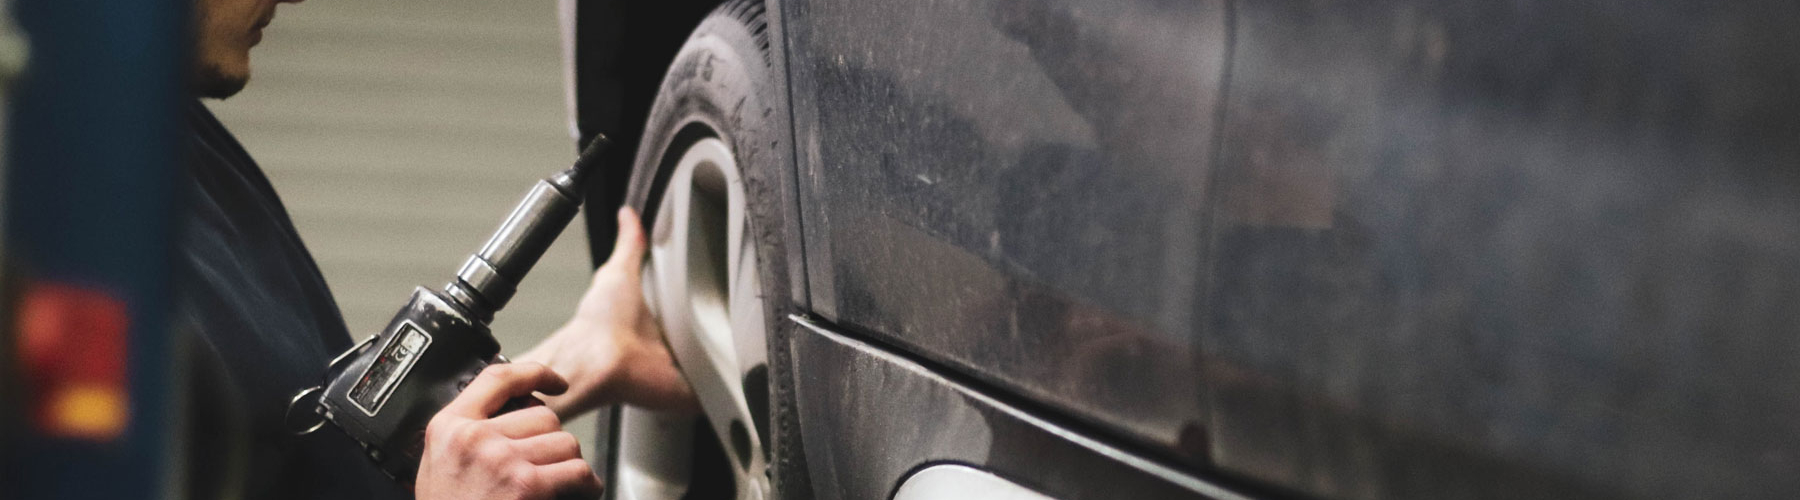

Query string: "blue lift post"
[[3, 0, 186, 496]]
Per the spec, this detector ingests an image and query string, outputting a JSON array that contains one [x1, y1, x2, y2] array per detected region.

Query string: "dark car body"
[[576, 1, 1800, 498]]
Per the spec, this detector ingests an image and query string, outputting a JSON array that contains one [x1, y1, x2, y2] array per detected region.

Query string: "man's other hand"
[[520, 207, 699, 418], [416, 363, 602, 500]]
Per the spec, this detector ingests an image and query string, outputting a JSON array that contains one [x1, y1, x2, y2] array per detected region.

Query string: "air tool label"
[[350, 323, 433, 416]]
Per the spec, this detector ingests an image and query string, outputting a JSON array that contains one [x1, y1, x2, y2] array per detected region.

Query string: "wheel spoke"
[[613, 408, 698, 500]]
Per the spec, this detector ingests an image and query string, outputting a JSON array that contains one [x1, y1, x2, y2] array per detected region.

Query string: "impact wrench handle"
[[286, 135, 611, 484]]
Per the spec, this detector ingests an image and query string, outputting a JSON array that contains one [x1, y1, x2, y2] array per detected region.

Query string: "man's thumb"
[[609, 206, 648, 268]]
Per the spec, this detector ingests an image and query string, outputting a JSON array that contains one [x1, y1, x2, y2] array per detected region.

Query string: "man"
[[181, 0, 695, 498]]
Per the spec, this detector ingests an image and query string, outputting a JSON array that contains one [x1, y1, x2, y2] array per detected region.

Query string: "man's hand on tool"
[[519, 207, 700, 418], [416, 363, 603, 500]]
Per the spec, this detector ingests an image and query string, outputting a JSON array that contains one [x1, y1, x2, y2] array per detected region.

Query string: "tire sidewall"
[[618, 3, 809, 499]]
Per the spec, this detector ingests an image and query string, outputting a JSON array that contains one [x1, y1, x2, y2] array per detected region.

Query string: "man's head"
[[191, 0, 297, 98]]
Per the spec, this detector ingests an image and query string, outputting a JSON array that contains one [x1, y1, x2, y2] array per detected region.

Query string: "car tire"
[[607, 1, 810, 499]]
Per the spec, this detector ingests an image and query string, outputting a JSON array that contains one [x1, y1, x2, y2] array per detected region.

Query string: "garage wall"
[[206, 0, 601, 462]]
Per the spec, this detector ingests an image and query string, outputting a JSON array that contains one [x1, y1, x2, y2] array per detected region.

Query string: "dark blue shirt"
[[176, 99, 410, 500]]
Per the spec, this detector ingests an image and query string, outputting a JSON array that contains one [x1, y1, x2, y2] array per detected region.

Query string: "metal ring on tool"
[[285, 386, 327, 436]]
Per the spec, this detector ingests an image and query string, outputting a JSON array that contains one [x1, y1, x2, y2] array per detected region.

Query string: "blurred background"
[[204, 0, 602, 463]]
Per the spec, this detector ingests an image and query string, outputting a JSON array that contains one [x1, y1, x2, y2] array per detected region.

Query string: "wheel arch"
[[571, 0, 730, 266]]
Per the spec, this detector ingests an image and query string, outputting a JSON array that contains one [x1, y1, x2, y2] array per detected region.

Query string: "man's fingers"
[[443, 363, 570, 418], [538, 458, 604, 497], [488, 405, 561, 439], [515, 431, 583, 465]]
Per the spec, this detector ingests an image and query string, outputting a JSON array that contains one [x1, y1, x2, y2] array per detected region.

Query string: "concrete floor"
[[206, 0, 604, 470]]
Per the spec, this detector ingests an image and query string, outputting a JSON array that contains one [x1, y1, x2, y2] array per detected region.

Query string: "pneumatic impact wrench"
[[285, 135, 610, 483]]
